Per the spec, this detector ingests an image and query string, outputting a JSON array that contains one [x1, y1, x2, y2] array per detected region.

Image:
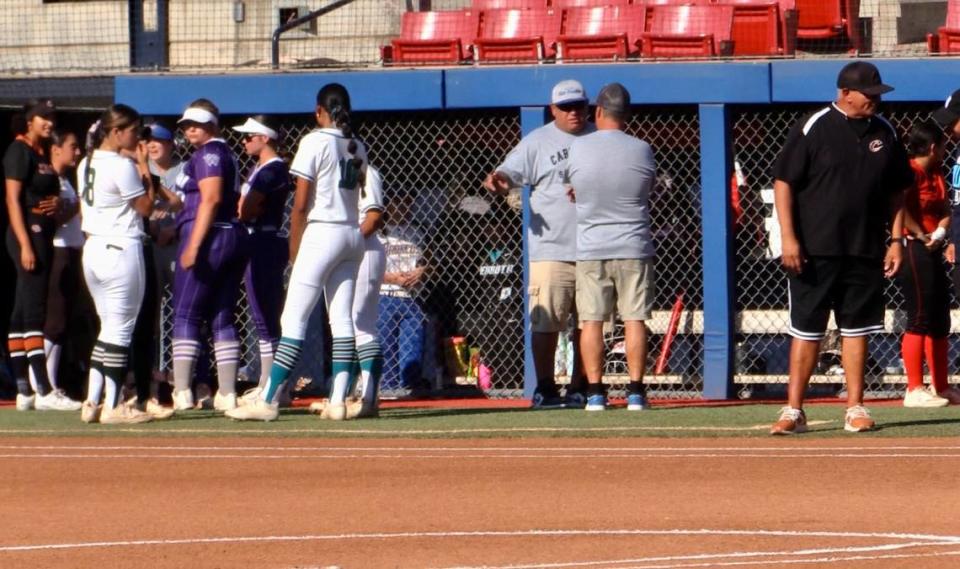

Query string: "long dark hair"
[[907, 120, 945, 158], [86, 104, 141, 157], [317, 83, 356, 148]]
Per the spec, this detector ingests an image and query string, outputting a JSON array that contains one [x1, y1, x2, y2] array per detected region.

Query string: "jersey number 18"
[[338, 158, 360, 190]]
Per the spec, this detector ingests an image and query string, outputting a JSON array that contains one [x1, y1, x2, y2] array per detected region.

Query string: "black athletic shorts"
[[787, 256, 885, 341]]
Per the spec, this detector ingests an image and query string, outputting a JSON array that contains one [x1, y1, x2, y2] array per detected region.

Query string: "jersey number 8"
[[81, 166, 96, 206]]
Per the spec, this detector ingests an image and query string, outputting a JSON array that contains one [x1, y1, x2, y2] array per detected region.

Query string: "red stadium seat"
[[383, 10, 480, 64], [929, 0, 960, 53], [793, 0, 861, 51], [642, 5, 735, 58], [556, 5, 646, 60], [718, 0, 782, 55], [474, 8, 562, 61], [472, 0, 546, 9], [552, 0, 631, 8]]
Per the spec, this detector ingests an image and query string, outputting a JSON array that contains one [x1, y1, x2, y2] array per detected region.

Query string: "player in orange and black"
[[4, 99, 81, 411]]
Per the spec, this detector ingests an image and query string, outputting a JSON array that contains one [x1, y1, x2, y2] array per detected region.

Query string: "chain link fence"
[[731, 102, 960, 398], [0, 1, 952, 75], [152, 105, 705, 399]]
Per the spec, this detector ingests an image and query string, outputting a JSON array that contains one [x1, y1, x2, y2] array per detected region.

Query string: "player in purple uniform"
[[170, 98, 248, 412], [232, 115, 292, 402]]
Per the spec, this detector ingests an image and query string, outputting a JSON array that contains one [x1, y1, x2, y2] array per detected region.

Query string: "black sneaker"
[[563, 391, 587, 409], [530, 391, 564, 409]]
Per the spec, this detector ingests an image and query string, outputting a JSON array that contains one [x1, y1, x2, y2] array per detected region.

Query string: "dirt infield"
[[1, 437, 959, 568]]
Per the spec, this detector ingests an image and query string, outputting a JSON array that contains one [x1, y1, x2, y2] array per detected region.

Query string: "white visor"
[[232, 117, 278, 140], [177, 107, 218, 126]]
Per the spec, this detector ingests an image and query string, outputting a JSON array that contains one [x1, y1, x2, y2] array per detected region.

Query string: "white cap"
[[177, 107, 218, 126], [551, 79, 587, 105], [232, 117, 278, 140]]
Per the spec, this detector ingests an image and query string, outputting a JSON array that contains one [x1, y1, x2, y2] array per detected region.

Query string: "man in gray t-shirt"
[[566, 83, 656, 412], [483, 79, 595, 408]]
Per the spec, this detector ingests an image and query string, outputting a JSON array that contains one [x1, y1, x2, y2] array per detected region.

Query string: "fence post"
[[520, 106, 546, 399], [128, 0, 169, 70], [698, 104, 735, 400]]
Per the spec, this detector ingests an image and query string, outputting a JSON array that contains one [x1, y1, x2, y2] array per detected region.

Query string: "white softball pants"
[[281, 222, 363, 340], [353, 236, 386, 345], [82, 236, 145, 347]]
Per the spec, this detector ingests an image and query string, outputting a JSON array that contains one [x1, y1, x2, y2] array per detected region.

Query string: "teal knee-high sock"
[[329, 337, 356, 405], [357, 340, 383, 404], [262, 337, 303, 403]]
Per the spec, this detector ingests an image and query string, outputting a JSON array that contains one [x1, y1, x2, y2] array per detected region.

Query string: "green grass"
[[2, 403, 960, 438]]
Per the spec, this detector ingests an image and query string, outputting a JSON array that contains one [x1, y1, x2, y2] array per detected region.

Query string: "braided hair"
[[316, 83, 364, 191]]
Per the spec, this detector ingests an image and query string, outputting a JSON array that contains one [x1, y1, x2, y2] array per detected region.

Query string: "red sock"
[[925, 336, 949, 393], [902, 333, 925, 391]]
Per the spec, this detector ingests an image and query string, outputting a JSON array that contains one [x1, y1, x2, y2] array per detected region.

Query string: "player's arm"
[[239, 189, 266, 222], [288, 176, 311, 264], [4, 178, 35, 270], [180, 175, 221, 269], [359, 208, 383, 238], [130, 143, 155, 217], [773, 179, 803, 276]]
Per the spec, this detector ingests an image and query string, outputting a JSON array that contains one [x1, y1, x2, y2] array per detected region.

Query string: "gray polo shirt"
[[566, 129, 656, 261], [497, 121, 595, 262]]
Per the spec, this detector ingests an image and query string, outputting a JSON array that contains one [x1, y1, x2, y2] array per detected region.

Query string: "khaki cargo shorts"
[[576, 258, 654, 322], [528, 261, 576, 333]]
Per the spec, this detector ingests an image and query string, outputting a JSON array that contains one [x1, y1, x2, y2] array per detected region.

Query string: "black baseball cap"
[[933, 88, 960, 127], [836, 62, 893, 96], [25, 99, 56, 121], [596, 82, 631, 115]]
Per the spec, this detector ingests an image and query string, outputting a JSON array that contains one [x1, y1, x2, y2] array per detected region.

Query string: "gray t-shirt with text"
[[566, 129, 656, 261], [497, 121, 594, 262]]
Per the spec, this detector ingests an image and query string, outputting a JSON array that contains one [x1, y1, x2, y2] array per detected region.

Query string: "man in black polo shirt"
[[771, 61, 913, 435]]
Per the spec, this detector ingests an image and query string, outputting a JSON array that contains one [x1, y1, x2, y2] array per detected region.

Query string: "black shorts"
[[787, 256, 884, 341]]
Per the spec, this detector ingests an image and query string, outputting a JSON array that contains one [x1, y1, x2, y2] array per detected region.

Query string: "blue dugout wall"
[[116, 59, 960, 400]]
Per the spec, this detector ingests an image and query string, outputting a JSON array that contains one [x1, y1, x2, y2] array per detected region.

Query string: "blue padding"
[[115, 70, 444, 114], [445, 62, 771, 107], [771, 59, 960, 103]]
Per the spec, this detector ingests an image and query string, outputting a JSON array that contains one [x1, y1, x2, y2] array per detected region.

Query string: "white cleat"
[[225, 398, 279, 422], [172, 389, 195, 412], [320, 401, 347, 421], [35, 390, 83, 411], [238, 387, 262, 407], [99, 404, 153, 425], [15, 394, 35, 411], [81, 400, 101, 424], [903, 387, 949, 408], [214, 391, 238, 411]]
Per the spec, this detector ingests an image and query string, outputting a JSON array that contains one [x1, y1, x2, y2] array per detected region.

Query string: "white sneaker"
[[35, 390, 83, 411], [173, 389, 194, 411], [214, 391, 238, 411], [126, 397, 174, 420], [15, 394, 35, 411], [100, 404, 152, 425], [239, 386, 262, 406], [844, 405, 876, 433], [903, 386, 949, 408], [225, 398, 279, 422], [81, 400, 100, 424], [308, 398, 328, 414], [320, 401, 347, 421], [934, 386, 960, 405]]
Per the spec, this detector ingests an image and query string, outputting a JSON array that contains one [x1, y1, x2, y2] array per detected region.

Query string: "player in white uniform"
[[77, 104, 155, 424], [227, 82, 367, 422], [309, 164, 386, 418]]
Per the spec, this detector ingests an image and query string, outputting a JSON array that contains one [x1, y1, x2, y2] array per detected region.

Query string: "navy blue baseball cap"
[[933, 88, 960, 127], [146, 123, 174, 141]]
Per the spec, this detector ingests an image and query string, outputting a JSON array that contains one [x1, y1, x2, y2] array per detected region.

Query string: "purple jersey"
[[242, 158, 291, 230], [177, 139, 240, 229]]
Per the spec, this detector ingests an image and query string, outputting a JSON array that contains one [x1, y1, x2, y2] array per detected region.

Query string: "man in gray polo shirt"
[[484, 79, 594, 408], [565, 83, 656, 412]]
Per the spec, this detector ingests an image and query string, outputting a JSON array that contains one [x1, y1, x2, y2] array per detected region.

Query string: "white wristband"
[[930, 227, 948, 242]]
